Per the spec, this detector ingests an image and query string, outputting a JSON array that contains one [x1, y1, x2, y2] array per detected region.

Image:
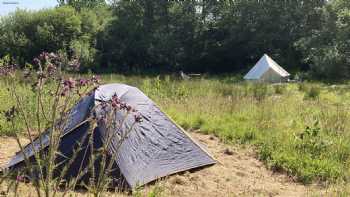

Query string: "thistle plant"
[[0, 52, 142, 196]]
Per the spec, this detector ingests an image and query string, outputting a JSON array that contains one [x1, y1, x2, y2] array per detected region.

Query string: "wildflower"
[[63, 78, 76, 89], [126, 105, 132, 112], [33, 58, 41, 66], [0, 64, 15, 76], [101, 101, 108, 110], [4, 106, 17, 122], [38, 52, 49, 61], [91, 75, 101, 84], [16, 175, 29, 183], [60, 78, 76, 97], [111, 94, 120, 103], [60, 86, 69, 97], [48, 52, 58, 60], [111, 101, 119, 109], [0, 67, 8, 76], [68, 58, 80, 71], [120, 102, 127, 110], [110, 94, 121, 109], [16, 175, 24, 182], [77, 78, 88, 87], [46, 63, 57, 76], [134, 113, 143, 123]]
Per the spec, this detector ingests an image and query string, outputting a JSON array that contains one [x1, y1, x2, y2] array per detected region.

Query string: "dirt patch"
[[145, 132, 326, 197], [0, 137, 29, 168], [0, 132, 328, 196]]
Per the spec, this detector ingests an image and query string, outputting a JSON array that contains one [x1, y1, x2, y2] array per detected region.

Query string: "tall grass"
[[103, 75, 350, 184], [0, 55, 142, 197], [2, 74, 350, 186]]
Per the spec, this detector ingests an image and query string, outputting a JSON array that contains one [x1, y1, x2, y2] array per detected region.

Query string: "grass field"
[[1, 74, 350, 187]]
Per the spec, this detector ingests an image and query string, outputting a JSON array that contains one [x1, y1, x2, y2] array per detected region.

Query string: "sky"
[[0, 0, 57, 16]]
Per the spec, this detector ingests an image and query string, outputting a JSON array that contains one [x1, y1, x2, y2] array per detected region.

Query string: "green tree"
[[296, 0, 350, 80], [57, 0, 106, 10], [0, 6, 111, 69]]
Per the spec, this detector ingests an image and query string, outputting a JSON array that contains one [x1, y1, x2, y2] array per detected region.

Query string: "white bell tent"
[[244, 54, 290, 83]]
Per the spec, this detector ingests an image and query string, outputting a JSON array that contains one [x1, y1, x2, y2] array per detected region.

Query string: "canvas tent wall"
[[244, 54, 290, 83], [3, 83, 216, 189]]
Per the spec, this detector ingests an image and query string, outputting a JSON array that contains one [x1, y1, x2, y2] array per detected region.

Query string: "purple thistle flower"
[[77, 78, 88, 86], [110, 94, 121, 109], [38, 52, 49, 61], [46, 63, 57, 76], [60, 86, 69, 97], [126, 105, 132, 112], [111, 94, 120, 103], [120, 102, 127, 110], [101, 101, 108, 110], [63, 78, 76, 89], [33, 58, 41, 66], [0, 68, 7, 76], [0, 64, 15, 76], [134, 113, 143, 123], [111, 101, 119, 109], [16, 175, 24, 182]]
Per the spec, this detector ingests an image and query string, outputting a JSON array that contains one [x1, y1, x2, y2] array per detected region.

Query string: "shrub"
[[298, 83, 308, 92], [274, 84, 285, 94], [305, 85, 321, 99], [295, 122, 331, 158]]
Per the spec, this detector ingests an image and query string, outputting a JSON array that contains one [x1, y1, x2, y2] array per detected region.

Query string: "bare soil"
[[0, 132, 330, 196]]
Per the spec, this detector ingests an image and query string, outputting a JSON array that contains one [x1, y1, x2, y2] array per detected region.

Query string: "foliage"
[[2, 0, 350, 79], [99, 0, 326, 73], [57, 0, 107, 11], [7, 0, 350, 78], [296, 0, 350, 80], [274, 84, 286, 95], [3, 73, 350, 187], [0, 6, 111, 70], [305, 85, 321, 100]]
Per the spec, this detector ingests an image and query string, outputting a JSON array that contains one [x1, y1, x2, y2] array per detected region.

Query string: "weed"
[[240, 131, 256, 144], [305, 85, 321, 99], [274, 84, 285, 94], [0, 53, 141, 196], [298, 82, 308, 92], [251, 83, 268, 101], [147, 184, 164, 197]]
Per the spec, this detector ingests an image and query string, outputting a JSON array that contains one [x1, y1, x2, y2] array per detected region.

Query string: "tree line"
[[0, 0, 349, 80]]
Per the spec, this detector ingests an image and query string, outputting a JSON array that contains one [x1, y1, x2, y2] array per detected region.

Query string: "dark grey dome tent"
[[3, 83, 216, 189]]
